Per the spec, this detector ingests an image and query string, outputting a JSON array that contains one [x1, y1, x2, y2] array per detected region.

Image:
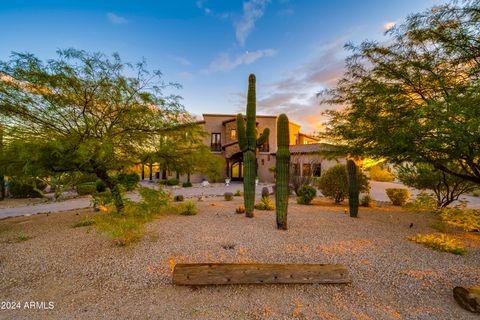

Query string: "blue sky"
[[0, 0, 448, 133]]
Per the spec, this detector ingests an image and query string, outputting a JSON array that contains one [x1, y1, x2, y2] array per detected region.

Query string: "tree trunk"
[[187, 172, 191, 183], [141, 164, 145, 180], [149, 163, 153, 181]]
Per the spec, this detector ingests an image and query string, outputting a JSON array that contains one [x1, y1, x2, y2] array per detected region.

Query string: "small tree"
[[317, 164, 369, 203], [397, 163, 476, 207]]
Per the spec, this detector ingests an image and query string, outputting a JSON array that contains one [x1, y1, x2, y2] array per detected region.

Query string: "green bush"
[[368, 165, 395, 182], [296, 185, 317, 205], [360, 194, 376, 207], [224, 192, 234, 201], [385, 188, 411, 206], [182, 182, 192, 188], [255, 196, 275, 210], [159, 179, 168, 185], [77, 182, 97, 195], [166, 178, 179, 186], [182, 201, 198, 215], [95, 179, 107, 192], [408, 233, 466, 255], [76, 173, 98, 184], [317, 164, 369, 203], [116, 173, 140, 191], [234, 189, 243, 196], [174, 195, 184, 202], [9, 180, 43, 198], [439, 208, 480, 232]]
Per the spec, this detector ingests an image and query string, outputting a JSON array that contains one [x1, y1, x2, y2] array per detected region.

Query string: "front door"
[[231, 160, 244, 181]]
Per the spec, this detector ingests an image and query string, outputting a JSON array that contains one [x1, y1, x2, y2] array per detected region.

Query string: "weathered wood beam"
[[172, 263, 350, 286]]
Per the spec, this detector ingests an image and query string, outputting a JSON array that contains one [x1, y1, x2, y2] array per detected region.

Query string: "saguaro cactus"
[[347, 159, 359, 217], [0, 124, 4, 201], [275, 113, 290, 230], [237, 74, 269, 218]]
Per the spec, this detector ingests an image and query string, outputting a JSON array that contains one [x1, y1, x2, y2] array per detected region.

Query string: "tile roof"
[[289, 143, 336, 154]]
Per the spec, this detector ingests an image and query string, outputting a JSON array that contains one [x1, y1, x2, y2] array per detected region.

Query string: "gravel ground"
[[0, 197, 479, 320]]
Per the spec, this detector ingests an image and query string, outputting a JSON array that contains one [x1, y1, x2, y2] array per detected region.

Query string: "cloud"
[[235, 0, 270, 46], [196, 0, 230, 19], [169, 55, 192, 67], [383, 21, 396, 31], [177, 71, 194, 81], [107, 12, 128, 25], [203, 49, 276, 73]]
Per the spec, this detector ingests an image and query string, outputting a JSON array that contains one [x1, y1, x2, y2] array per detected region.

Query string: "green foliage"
[[234, 189, 243, 196], [408, 233, 466, 255], [317, 164, 369, 203], [9, 179, 43, 198], [95, 179, 107, 192], [116, 173, 140, 191], [397, 163, 476, 207], [360, 194, 376, 207], [16, 232, 29, 242], [236, 74, 270, 217], [159, 179, 168, 185], [182, 182, 192, 188], [385, 188, 411, 206], [73, 216, 96, 228], [255, 196, 275, 210], [275, 113, 290, 229], [76, 182, 97, 196], [174, 195, 184, 202], [76, 173, 98, 184], [406, 192, 438, 212], [368, 166, 395, 182], [439, 208, 480, 232], [322, 1, 480, 184], [296, 185, 316, 205], [224, 192, 234, 201], [181, 201, 197, 215], [166, 178, 179, 186]]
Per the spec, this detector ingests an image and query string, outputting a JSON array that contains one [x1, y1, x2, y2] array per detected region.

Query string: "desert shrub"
[[472, 191, 480, 197], [317, 164, 369, 203], [9, 180, 43, 198], [406, 192, 438, 212], [174, 195, 184, 202], [166, 178, 179, 186], [76, 173, 98, 184], [234, 189, 243, 196], [159, 179, 168, 185], [296, 185, 317, 205], [368, 165, 395, 182], [95, 179, 107, 192], [255, 196, 275, 210], [439, 208, 480, 232], [116, 173, 140, 191], [181, 201, 197, 215], [224, 192, 234, 201], [235, 205, 245, 214], [16, 232, 29, 242], [407, 233, 466, 255], [73, 216, 96, 228], [76, 182, 97, 195], [261, 187, 270, 198], [360, 194, 376, 207], [385, 188, 410, 206], [182, 182, 192, 188]]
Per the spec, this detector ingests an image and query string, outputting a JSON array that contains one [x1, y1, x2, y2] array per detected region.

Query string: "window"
[[230, 129, 236, 140], [302, 164, 311, 177], [211, 133, 221, 151], [313, 163, 321, 177]]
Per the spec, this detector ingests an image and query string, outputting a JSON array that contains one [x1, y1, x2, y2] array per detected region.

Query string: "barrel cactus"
[[275, 113, 290, 229], [347, 159, 359, 217], [237, 74, 270, 218]]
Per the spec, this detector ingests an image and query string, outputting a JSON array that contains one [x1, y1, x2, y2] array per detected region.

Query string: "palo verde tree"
[[322, 0, 480, 185], [0, 49, 188, 211]]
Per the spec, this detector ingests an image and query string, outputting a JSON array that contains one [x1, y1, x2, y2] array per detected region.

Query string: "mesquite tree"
[[0, 49, 188, 211], [236, 74, 269, 218], [275, 114, 290, 229]]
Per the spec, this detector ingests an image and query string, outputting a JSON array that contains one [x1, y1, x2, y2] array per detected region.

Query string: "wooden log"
[[172, 263, 350, 286], [453, 286, 480, 313]]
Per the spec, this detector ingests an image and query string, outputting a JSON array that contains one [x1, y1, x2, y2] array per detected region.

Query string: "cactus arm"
[[246, 74, 257, 151], [236, 113, 248, 151], [256, 128, 270, 147], [275, 113, 290, 230]]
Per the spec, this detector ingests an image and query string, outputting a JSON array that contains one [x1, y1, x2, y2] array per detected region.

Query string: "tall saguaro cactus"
[[237, 74, 270, 218], [275, 113, 290, 230], [0, 124, 4, 201], [347, 159, 359, 217]]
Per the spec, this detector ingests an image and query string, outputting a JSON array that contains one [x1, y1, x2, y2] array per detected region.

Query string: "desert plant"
[[224, 192, 234, 201], [234, 189, 243, 196], [386, 188, 410, 206], [95, 179, 107, 192], [76, 182, 97, 196], [439, 208, 480, 232], [182, 181, 192, 188], [236, 74, 270, 218], [296, 185, 316, 205], [174, 195, 184, 202], [9, 179, 44, 198], [317, 164, 369, 203], [116, 173, 140, 191], [347, 159, 359, 217], [16, 231, 28, 242], [181, 201, 197, 215], [360, 194, 376, 207], [406, 192, 438, 212], [73, 216, 96, 228], [408, 233, 466, 255], [235, 205, 245, 214], [275, 113, 290, 229], [255, 196, 275, 210], [368, 165, 395, 182], [166, 178, 179, 186], [261, 186, 270, 198]]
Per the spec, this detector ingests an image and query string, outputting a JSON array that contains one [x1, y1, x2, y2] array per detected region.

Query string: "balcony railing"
[[211, 143, 222, 152]]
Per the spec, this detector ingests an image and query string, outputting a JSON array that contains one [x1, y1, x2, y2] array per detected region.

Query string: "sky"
[[0, 0, 450, 134]]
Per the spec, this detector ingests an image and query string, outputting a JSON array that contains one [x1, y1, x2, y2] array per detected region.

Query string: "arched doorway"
[[229, 152, 244, 181]]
